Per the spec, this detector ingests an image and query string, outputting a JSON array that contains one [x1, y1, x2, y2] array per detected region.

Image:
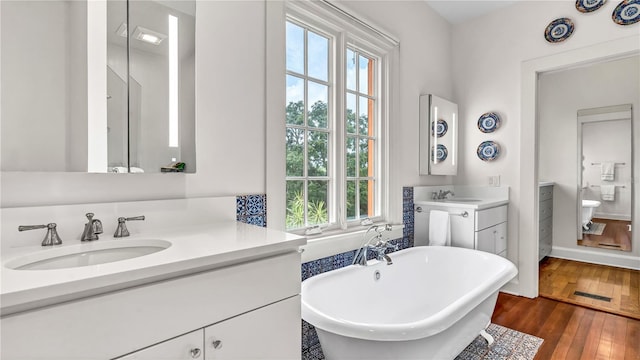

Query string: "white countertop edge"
[[538, 181, 555, 187], [1, 221, 306, 315], [414, 199, 509, 210]]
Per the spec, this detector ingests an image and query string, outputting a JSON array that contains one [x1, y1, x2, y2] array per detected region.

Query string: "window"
[[284, 12, 387, 231]]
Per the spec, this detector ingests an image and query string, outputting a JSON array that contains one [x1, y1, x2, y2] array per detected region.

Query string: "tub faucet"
[[81, 212, 103, 241], [353, 225, 398, 266]]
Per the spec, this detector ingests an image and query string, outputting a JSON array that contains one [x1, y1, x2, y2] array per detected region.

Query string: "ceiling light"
[[132, 26, 166, 45], [115, 22, 166, 46]]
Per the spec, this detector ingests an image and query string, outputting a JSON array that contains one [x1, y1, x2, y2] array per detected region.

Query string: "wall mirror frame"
[[0, 0, 196, 174], [577, 104, 633, 251], [419, 94, 458, 176]]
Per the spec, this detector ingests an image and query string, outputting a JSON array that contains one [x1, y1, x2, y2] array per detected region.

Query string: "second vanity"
[[0, 197, 306, 359], [414, 186, 509, 257]]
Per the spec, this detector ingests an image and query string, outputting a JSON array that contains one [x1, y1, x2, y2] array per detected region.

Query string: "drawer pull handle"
[[212, 340, 223, 350], [190, 348, 202, 358]]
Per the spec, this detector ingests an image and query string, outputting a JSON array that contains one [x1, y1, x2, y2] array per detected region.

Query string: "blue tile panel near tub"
[[236, 194, 267, 227], [301, 187, 415, 360]]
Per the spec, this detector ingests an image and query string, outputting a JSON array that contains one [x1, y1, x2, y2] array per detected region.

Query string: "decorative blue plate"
[[613, 0, 640, 25], [576, 0, 607, 13], [431, 119, 448, 138], [477, 112, 501, 133], [431, 144, 448, 162], [544, 18, 575, 43], [477, 141, 500, 162]]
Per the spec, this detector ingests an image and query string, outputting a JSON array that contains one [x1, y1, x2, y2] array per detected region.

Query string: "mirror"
[[538, 55, 637, 252], [0, 0, 196, 173], [419, 94, 458, 175], [577, 105, 633, 251]]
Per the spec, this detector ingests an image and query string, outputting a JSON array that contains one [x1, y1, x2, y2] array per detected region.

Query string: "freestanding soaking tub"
[[301, 246, 518, 360]]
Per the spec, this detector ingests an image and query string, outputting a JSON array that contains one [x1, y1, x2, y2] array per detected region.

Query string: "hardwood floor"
[[492, 293, 640, 360], [539, 257, 640, 320], [578, 218, 632, 251]]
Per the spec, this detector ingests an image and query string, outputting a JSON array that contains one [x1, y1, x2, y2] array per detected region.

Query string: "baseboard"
[[550, 246, 640, 270]]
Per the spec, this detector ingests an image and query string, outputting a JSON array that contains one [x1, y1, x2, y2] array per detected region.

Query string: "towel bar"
[[590, 185, 625, 188], [451, 211, 469, 218]]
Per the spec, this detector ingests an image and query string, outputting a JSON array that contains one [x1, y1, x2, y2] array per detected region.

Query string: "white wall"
[[538, 56, 638, 258], [1, 1, 76, 171], [451, 0, 640, 294]]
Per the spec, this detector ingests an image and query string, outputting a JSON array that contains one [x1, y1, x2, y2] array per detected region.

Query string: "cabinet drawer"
[[539, 216, 552, 239], [539, 185, 554, 202], [539, 199, 553, 220], [476, 205, 507, 231], [475, 222, 507, 255]]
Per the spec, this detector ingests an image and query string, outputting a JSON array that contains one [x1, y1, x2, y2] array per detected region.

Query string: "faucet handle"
[[114, 215, 145, 238], [19, 223, 63, 246]]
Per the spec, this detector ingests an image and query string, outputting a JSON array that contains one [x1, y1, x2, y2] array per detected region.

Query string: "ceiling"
[[425, 1, 518, 24]]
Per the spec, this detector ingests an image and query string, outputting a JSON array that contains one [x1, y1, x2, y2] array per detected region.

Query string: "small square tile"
[[308, 260, 321, 278], [403, 186, 413, 200], [246, 194, 265, 215], [236, 196, 247, 217], [244, 215, 265, 227], [320, 256, 334, 273]]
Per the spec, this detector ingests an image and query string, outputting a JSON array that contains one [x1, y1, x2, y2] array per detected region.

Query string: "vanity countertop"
[[414, 198, 509, 210], [0, 221, 306, 315]]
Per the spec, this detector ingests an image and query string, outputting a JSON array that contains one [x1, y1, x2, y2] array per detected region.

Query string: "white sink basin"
[[5, 239, 171, 271]]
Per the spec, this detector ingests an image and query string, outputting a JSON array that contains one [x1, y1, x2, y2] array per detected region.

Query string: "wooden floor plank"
[[539, 257, 640, 320], [492, 293, 640, 360]]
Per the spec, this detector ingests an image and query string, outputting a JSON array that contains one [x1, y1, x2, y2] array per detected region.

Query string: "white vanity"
[[414, 186, 509, 257], [0, 197, 306, 359]]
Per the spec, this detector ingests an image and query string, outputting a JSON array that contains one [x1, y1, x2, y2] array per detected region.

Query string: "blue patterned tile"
[[301, 263, 310, 281], [306, 342, 324, 360], [402, 186, 413, 200], [236, 196, 247, 217], [244, 215, 265, 227], [246, 194, 265, 215], [319, 256, 334, 273], [307, 260, 321, 278]]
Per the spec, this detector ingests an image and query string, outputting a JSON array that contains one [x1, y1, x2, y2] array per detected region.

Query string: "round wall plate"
[[576, 0, 607, 13], [544, 18, 575, 43], [477, 141, 501, 161], [612, 0, 640, 25], [477, 112, 501, 133]]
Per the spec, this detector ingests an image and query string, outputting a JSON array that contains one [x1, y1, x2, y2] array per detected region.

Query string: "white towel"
[[429, 210, 451, 246], [600, 162, 615, 181], [600, 185, 615, 201]]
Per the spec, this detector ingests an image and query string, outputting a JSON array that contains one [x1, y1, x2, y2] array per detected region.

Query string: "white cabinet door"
[[115, 330, 203, 360], [204, 296, 300, 360]]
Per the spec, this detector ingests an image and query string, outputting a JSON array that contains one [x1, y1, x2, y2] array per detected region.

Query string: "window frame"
[[281, 2, 394, 235]]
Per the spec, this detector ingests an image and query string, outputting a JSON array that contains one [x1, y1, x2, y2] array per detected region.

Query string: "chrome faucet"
[[81, 213, 103, 241], [114, 215, 145, 237], [432, 190, 455, 200], [353, 224, 398, 266], [19, 223, 63, 246]]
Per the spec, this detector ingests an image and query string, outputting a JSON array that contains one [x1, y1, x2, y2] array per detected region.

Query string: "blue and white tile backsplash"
[[236, 189, 416, 360], [236, 194, 267, 227]]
